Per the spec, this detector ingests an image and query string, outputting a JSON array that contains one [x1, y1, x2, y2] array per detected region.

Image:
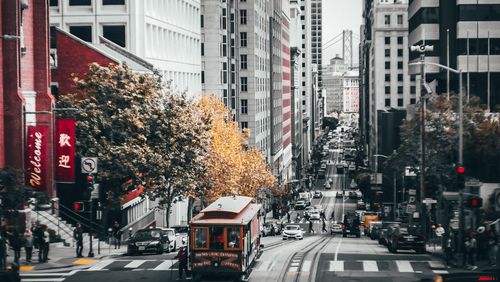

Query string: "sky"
[[322, 0, 362, 68]]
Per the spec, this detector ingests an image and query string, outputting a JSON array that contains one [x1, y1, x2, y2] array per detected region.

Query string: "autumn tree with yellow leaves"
[[197, 95, 275, 204]]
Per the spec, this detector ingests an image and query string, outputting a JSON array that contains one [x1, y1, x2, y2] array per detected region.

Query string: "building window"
[[384, 15, 391, 25], [398, 98, 403, 107], [410, 98, 416, 104], [201, 71, 205, 84], [240, 54, 247, 69], [201, 15, 204, 28], [398, 74, 403, 81], [397, 49, 403, 57], [240, 32, 247, 47], [411, 86, 416, 94], [241, 122, 248, 129], [385, 99, 391, 107], [398, 86, 403, 94], [385, 74, 390, 82], [385, 37, 390, 45], [397, 61, 403, 69], [69, 25, 92, 42], [241, 99, 248, 114], [201, 43, 204, 56], [102, 25, 126, 47], [385, 49, 390, 57], [397, 36, 403, 45], [397, 14, 403, 25], [385, 62, 390, 69], [241, 77, 248, 92], [240, 10, 247, 25], [385, 86, 391, 94], [69, 0, 91, 5], [50, 0, 59, 6], [103, 0, 125, 4]]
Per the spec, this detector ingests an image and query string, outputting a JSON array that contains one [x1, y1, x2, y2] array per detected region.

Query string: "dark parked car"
[[127, 228, 171, 255], [387, 226, 426, 254], [342, 212, 361, 238], [378, 221, 402, 246]]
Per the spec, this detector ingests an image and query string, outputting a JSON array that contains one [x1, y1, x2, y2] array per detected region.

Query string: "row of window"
[[50, 0, 124, 6], [68, 25, 125, 47], [384, 86, 416, 95], [384, 60, 404, 69], [384, 14, 404, 25], [385, 36, 404, 45], [385, 98, 415, 107]]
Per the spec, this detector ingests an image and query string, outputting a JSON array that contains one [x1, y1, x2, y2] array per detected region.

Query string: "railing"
[[33, 208, 73, 241], [57, 204, 105, 238]]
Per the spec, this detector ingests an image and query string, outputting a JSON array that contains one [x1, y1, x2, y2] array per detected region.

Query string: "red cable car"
[[189, 196, 262, 280]]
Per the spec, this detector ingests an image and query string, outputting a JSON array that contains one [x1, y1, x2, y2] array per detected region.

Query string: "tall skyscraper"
[[311, 0, 323, 86]]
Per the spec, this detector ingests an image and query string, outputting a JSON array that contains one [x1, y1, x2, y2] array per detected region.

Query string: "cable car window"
[[210, 226, 224, 250], [226, 227, 240, 249], [193, 227, 208, 249]]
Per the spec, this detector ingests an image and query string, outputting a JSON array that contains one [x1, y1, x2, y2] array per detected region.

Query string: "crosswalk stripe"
[[329, 261, 344, 272], [301, 261, 311, 272], [362, 260, 378, 272], [433, 270, 449, 274], [124, 260, 148, 268], [22, 279, 65, 282], [396, 260, 414, 273], [87, 259, 114, 271], [21, 273, 70, 276], [153, 260, 174, 271]]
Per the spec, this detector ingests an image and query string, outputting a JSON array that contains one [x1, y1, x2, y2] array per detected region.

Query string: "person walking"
[[73, 224, 84, 258], [0, 231, 7, 270], [466, 233, 477, 270], [308, 220, 314, 234], [40, 225, 49, 263], [487, 225, 498, 266], [24, 230, 33, 264], [321, 219, 327, 233], [112, 221, 122, 249], [9, 230, 22, 264], [174, 245, 188, 280], [286, 211, 290, 223], [331, 210, 335, 221], [444, 233, 454, 267]]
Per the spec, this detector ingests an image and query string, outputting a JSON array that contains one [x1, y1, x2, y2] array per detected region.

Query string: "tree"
[[0, 169, 35, 230], [141, 82, 210, 227], [197, 96, 275, 204]]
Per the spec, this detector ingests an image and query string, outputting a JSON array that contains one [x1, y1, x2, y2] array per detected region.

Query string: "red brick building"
[[1, 0, 54, 196]]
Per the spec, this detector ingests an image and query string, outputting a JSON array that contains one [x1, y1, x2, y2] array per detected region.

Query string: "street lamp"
[[373, 154, 397, 220]]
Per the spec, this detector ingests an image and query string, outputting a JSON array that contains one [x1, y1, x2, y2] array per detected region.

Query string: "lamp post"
[[373, 154, 397, 220]]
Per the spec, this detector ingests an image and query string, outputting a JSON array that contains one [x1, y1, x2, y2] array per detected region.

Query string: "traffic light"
[[86, 174, 95, 190], [73, 201, 84, 211], [456, 164, 465, 190], [464, 196, 483, 208]]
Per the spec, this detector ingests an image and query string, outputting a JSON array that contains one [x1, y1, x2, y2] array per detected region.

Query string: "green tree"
[[0, 169, 35, 230]]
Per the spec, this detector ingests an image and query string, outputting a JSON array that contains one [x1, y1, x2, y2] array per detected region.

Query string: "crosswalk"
[[86, 259, 178, 271], [20, 270, 78, 282], [254, 259, 448, 275]]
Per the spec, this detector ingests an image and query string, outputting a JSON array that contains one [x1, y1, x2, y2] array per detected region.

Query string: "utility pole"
[[410, 44, 433, 236]]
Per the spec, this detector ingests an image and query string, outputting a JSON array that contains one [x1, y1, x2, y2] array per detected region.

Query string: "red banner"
[[56, 119, 76, 182], [26, 126, 48, 191]]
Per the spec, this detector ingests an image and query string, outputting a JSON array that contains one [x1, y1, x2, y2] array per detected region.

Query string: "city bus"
[[189, 196, 262, 280]]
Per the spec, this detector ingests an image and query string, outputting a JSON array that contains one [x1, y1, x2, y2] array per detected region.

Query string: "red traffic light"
[[73, 201, 84, 211], [456, 166, 465, 174], [87, 175, 93, 182]]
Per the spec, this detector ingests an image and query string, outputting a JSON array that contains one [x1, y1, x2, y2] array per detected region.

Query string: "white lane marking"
[[289, 266, 298, 272], [87, 259, 114, 271], [301, 261, 312, 272], [334, 234, 343, 261], [21, 273, 71, 276], [124, 260, 148, 268], [153, 260, 174, 271], [329, 261, 344, 272], [362, 260, 379, 272], [22, 279, 65, 282], [396, 260, 414, 273], [290, 262, 300, 267]]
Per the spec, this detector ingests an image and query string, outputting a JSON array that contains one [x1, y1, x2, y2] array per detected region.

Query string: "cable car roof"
[[202, 196, 253, 214], [191, 196, 261, 225]]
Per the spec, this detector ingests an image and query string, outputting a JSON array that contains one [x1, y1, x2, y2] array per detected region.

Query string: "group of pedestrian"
[[0, 221, 50, 269]]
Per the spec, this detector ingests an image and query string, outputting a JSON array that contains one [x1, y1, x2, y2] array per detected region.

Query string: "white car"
[[282, 225, 304, 240], [330, 222, 343, 234], [309, 211, 321, 220], [160, 228, 177, 252]]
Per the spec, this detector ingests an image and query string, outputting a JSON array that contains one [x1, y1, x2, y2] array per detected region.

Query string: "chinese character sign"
[[56, 119, 76, 182], [26, 126, 48, 191]]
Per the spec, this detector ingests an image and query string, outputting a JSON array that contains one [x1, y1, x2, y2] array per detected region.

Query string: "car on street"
[[336, 191, 343, 198], [160, 228, 177, 252], [171, 225, 188, 248], [377, 221, 403, 245], [367, 221, 382, 239], [261, 222, 282, 236], [342, 212, 361, 238], [309, 210, 321, 220], [356, 200, 366, 210], [127, 228, 171, 255], [430, 272, 499, 282], [304, 206, 315, 217], [387, 226, 426, 254], [324, 181, 331, 189], [330, 221, 343, 234], [348, 191, 358, 199], [282, 225, 304, 240], [294, 200, 306, 210], [313, 191, 323, 198], [318, 169, 326, 179]]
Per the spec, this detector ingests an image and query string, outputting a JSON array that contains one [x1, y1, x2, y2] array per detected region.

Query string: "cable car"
[[189, 195, 262, 280]]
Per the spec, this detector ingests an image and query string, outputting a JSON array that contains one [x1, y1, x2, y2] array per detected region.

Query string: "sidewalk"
[[425, 243, 499, 272], [5, 242, 126, 272]]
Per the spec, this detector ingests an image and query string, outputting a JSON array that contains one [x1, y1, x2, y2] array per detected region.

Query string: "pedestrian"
[[309, 220, 314, 234], [487, 225, 498, 266], [331, 210, 335, 221], [320, 210, 326, 220], [466, 233, 477, 270], [40, 225, 49, 263], [174, 245, 188, 280], [73, 224, 84, 258], [0, 231, 7, 270], [112, 221, 122, 249], [444, 233, 454, 267], [476, 225, 488, 261], [24, 229, 33, 264], [8, 230, 22, 264], [322, 219, 327, 233], [287, 211, 290, 223]]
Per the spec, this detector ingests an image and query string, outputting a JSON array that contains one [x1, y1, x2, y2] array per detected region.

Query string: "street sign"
[[90, 184, 99, 199], [408, 189, 416, 196], [406, 204, 417, 214], [81, 157, 98, 174], [423, 198, 437, 204], [370, 173, 382, 185], [465, 178, 482, 187], [408, 196, 416, 203], [350, 179, 357, 189], [405, 166, 418, 177]]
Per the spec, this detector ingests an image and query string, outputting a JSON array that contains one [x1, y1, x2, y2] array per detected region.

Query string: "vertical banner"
[[26, 126, 48, 191], [56, 119, 76, 183]]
